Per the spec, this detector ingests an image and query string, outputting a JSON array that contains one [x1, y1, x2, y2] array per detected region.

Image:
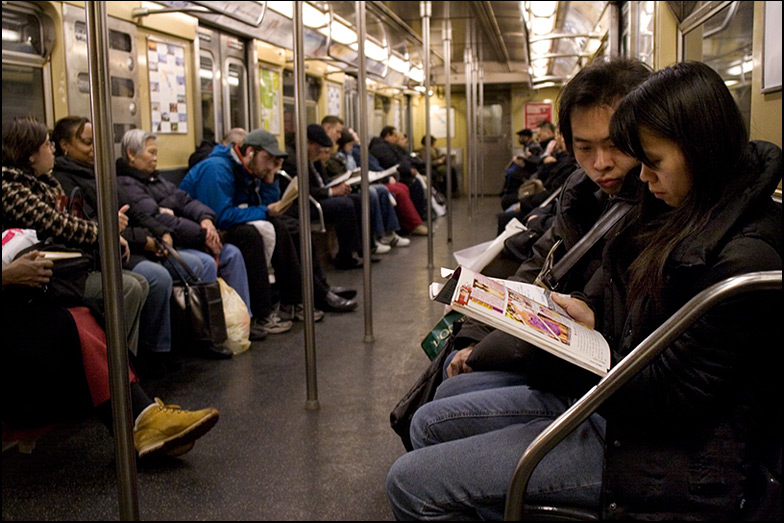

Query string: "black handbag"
[[15, 239, 94, 307], [390, 338, 454, 451], [161, 242, 228, 347], [391, 320, 463, 451]]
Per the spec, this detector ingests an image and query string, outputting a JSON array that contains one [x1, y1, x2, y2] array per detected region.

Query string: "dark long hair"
[[2, 116, 49, 173], [51, 116, 90, 157], [610, 61, 753, 310]]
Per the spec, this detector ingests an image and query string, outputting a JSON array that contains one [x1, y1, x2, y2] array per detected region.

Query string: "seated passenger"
[[351, 130, 426, 236], [417, 135, 458, 196], [46, 117, 222, 368], [497, 127, 578, 233], [282, 124, 366, 270], [370, 126, 429, 221], [387, 60, 782, 521], [3, 116, 148, 360], [326, 128, 410, 252], [180, 128, 328, 325], [115, 128, 265, 343], [2, 252, 219, 460]]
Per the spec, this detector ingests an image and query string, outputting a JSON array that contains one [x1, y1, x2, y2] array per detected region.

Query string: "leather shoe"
[[329, 286, 357, 300], [320, 291, 358, 312], [202, 343, 233, 359], [334, 256, 362, 270]]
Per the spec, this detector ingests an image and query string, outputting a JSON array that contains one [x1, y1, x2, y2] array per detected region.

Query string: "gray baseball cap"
[[243, 129, 288, 158]]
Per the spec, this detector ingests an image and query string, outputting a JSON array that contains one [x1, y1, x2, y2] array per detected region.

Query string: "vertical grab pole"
[[293, 2, 319, 410], [472, 21, 479, 209], [84, 2, 139, 520], [356, 0, 374, 342], [464, 26, 473, 220], [422, 1, 433, 268], [443, 14, 453, 243], [478, 62, 484, 201]]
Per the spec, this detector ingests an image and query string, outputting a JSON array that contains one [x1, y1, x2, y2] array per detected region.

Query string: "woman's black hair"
[[2, 116, 49, 173], [609, 61, 753, 311], [51, 116, 90, 157]]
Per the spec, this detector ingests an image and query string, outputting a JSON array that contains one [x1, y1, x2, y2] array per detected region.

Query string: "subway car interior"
[[2, 1, 782, 520]]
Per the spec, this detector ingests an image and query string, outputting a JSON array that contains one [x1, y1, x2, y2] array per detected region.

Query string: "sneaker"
[[255, 312, 293, 334], [279, 303, 325, 322], [411, 224, 429, 236], [381, 232, 411, 247], [372, 242, 392, 254], [134, 398, 219, 459]]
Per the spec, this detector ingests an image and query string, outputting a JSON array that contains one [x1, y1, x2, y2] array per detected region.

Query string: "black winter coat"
[[591, 141, 783, 519], [51, 156, 170, 265], [116, 158, 216, 251]]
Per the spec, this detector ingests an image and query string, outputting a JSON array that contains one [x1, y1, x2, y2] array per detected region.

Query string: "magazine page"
[[325, 171, 352, 188], [347, 165, 399, 186], [446, 266, 610, 376], [277, 176, 299, 214]]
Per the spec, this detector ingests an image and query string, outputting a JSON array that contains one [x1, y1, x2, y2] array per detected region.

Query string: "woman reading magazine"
[[386, 61, 782, 520]]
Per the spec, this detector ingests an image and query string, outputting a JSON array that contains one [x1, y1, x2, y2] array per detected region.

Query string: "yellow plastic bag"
[[217, 277, 251, 354]]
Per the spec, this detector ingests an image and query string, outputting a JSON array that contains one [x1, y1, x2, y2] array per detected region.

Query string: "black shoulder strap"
[[535, 201, 634, 291]]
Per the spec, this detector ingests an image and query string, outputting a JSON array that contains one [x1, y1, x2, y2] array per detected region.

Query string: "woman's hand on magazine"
[[551, 293, 595, 329]]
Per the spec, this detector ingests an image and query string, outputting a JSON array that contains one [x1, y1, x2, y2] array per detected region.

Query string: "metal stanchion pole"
[[84, 2, 138, 519], [293, 2, 319, 410]]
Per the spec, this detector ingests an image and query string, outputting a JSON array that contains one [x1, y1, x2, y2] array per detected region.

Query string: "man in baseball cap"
[[244, 128, 289, 158], [179, 128, 300, 335]]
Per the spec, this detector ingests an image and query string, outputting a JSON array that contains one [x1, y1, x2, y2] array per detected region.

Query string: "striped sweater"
[[2, 165, 99, 248]]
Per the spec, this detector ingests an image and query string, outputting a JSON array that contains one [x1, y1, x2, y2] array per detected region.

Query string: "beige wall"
[[655, 2, 679, 68]]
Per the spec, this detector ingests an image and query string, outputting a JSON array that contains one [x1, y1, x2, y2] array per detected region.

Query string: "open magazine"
[[346, 165, 399, 186], [431, 266, 611, 376], [277, 175, 299, 214]]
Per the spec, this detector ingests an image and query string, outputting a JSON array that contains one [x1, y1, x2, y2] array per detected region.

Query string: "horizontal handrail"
[[505, 270, 783, 521]]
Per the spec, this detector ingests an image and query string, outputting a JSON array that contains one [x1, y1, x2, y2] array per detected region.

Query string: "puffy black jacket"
[[593, 141, 782, 519], [116, 158, 216, 250]]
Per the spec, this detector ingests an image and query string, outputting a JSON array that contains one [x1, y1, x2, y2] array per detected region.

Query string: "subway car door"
[[197, 27, 249, 144], [61, 3, 141, 160], [479, 90, 512, 196]]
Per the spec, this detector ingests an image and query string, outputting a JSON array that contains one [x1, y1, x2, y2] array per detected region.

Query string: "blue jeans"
[[132, 260, 172, 354], [371, 184, 401, 234], [181, 244, 253, 318], [386, 372, 605, 520]]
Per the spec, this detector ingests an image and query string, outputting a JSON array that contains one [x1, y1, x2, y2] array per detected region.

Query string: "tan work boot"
[[134, 398, 219, 459]]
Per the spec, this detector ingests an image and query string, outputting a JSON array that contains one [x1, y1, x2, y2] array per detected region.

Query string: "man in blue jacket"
[[180, 129, 298, 333]]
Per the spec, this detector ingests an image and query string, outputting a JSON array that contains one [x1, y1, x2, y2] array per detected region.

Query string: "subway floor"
[[2, 194, 500, 521]]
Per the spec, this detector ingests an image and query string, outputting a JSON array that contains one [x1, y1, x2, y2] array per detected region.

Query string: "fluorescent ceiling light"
[[408, 66, 424, 83], [267, 1, 292, 19], [530, 40, 551, 55], [531, 16, 555, 36], [529, 1, 557, 17], [303, 3, 328, 28], [388, 54, 409, 73], [330, 20, 356, 45], [350, 39, 388, 62]]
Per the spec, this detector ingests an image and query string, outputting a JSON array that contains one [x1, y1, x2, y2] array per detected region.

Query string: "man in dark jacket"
[[445, 57, 652, 384]]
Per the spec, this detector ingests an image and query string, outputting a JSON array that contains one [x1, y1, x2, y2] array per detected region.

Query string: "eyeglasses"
[[319, 147, 331, 153]]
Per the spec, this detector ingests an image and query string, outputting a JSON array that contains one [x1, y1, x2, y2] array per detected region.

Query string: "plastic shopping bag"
[[218, 277, 251, 355]]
